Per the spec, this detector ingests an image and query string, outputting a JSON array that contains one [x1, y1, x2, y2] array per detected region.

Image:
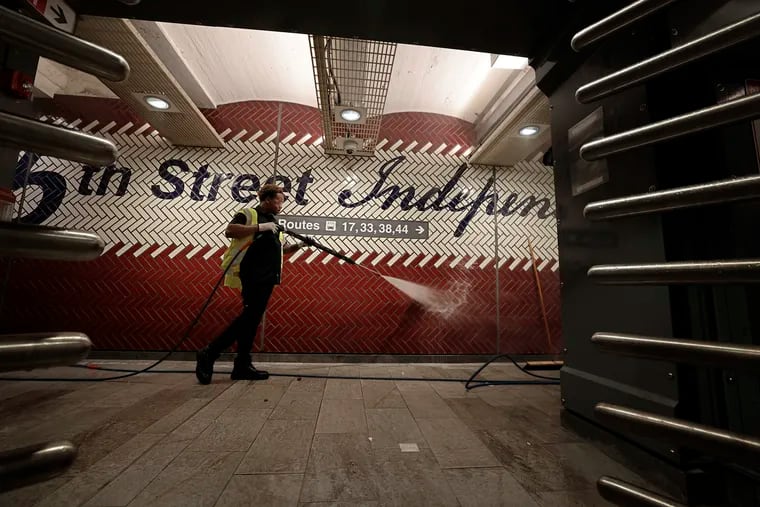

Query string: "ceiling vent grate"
[[309, 35, 396, 156]]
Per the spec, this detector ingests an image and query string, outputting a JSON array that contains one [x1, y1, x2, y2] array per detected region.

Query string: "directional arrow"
[[416, 226, 424, 234], [51, 4, 66, 24]]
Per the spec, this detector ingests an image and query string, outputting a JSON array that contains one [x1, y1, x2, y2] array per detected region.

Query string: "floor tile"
[[366, 408, 426, 450], [287, 377, 327, 393], [185, 407, 269, 452], [316, 399, 367, 434], [300, 502, 378, 507], [401, 392, 456, 419], [361, 381, 406, 409], [445, 467, 540, 506], [532, 489, 615, 507], [0, 362, 653, 507], [324, 379, 363, 400], [127, 450, 243, 507], [372, 448, 459, 507], [142, 398, 210, 434], [271, 391, 323, 420], [544, 442, 651, 488], [299, 468, 379, 504], [477, 429, 591, 493], [83, 440, 189, 506], [0, 476, 69, 506], [237, 419, 315, 474], [305, 433, 373, 474], [36, 433, 163, 507], [216, 473, 303, 507], [429, 381, 475, 399], [236, 384, 287, 408], [301, 432, 379, 503]]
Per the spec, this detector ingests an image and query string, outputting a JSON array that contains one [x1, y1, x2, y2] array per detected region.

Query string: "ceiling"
[[39, 23, 523, 124], [33, 13, 552, 164], [67, 0, 572, 58]]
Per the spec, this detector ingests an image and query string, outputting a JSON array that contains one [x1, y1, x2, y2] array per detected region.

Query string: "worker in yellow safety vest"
[[195, 184, 310, 383]]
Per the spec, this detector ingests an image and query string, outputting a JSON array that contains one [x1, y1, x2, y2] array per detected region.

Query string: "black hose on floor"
[[0, 234, 560, 387]]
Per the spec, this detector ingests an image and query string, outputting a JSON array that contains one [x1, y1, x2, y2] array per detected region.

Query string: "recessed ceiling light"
[[519, 126, 540, 137], [340, 108, 362, 122], [492, 54, 530, 70], [145, 96, 170, 110]]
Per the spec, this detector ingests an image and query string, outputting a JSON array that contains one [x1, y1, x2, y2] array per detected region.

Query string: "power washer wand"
[[280, 227, 381, 276]]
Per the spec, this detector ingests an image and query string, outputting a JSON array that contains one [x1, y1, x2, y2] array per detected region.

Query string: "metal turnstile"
[[0, 5, 128, 492]]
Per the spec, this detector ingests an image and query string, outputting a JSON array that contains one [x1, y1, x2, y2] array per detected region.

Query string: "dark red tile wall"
[[1, 247, 560, 355], [36, 96, 156, 135], [8, 96, 560, 355], [36, 97, 476, 152], [202, 101, 323, 143], [379, 112, 475, 154]]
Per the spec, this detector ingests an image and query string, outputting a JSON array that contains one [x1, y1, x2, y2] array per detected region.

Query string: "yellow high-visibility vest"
[[220, 208, 284, 289]]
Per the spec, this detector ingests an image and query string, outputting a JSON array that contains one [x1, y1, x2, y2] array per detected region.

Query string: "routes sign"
[[277, 215, 429, 240]]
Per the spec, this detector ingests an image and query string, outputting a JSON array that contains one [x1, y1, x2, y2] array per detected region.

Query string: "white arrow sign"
[[278, 215, 429, 240], [27, 0, 76, 34]]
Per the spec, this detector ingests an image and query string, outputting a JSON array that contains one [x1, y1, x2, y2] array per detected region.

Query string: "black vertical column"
[[534, 0, 760, 504], [535, 1, 679, 455]]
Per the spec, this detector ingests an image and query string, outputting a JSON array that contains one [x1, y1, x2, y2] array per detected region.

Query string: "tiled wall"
[[3, 98, 559, 355]]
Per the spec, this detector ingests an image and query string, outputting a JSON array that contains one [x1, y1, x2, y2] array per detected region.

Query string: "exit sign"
[[26, 0, 76, 34]]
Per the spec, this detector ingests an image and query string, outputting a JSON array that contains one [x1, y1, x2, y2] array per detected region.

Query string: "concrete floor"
[[0, 361, 651, 506]]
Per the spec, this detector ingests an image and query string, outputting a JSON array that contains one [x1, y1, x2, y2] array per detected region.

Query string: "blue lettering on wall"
[[231, 174, 260, 203], [152, 159, 189, 199], [338, 155, 554, 237], [13, 153, 66, 225], [13, 153, 553, 237]]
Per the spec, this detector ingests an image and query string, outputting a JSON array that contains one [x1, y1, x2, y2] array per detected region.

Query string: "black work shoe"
[[230, 364, 269, 381], [195, 348, 215, 385]]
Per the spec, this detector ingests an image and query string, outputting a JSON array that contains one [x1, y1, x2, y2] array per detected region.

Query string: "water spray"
[[0, 224, 558, 385], [281, 227, 465, 314]]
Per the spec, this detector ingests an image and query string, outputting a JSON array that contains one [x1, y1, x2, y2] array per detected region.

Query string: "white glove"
[[258, 222, 278, 233]]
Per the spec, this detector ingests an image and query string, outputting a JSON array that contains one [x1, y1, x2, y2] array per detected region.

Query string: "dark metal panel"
[[541, 10, 681, 460], [541, 0, 760, 503], [561, 367, 678, 459], [65, 0, 573, 56], [658, 14, 760, 503]]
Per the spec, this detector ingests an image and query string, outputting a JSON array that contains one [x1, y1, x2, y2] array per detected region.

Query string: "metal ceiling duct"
[[469, 86, 552, 166], [75, 16, 224, 148], [309, 35, 396, 156]]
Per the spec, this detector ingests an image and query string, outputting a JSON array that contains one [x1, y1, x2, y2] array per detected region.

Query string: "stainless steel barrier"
[[577, 11, 760, 103], [0, 332, 91, 373], [571, 0, 677, 52], [581, 93, 760, 161], [0, 7, 129, 492], [0, 222, 105, 261], [0, 4, 129, 82], [592, 332, 760, 369], [584, 175, 760, 220], [595, 403, 760, 466], [573, 3, 760, 505], [588, 259, 760, 284], [0, 111, 117, 166], [597, 476, 686, 507], [0, 442, 77, 492]]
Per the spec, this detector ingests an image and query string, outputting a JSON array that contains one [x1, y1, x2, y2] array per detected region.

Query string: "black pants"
[[205, 282, 275, 364]]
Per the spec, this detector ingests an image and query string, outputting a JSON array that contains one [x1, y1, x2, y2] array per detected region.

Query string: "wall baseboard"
[[87, 350, 560, 364]]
